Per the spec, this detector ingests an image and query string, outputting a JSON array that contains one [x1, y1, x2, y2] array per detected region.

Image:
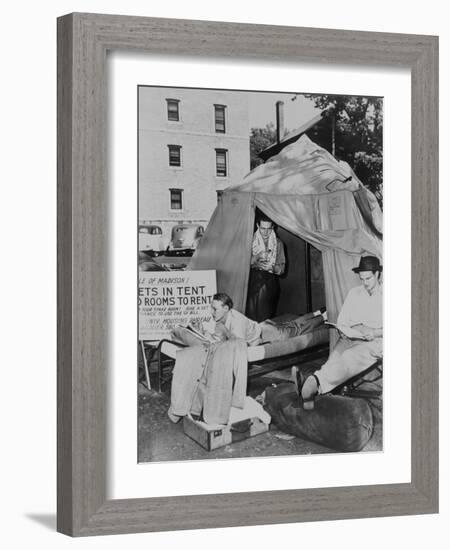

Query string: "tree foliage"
[[306, 94, 383, 206], [249, 123, 277, 170], [249, 96, 383, 206]]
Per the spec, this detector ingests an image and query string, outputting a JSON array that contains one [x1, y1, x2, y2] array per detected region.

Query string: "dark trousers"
[[246, 268, 279, 322], [260, 313, 324, 342]]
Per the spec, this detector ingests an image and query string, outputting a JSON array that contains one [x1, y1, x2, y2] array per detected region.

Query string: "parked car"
[[138, 252, 170, 271], [166, 224, 204, 256], [138, 224, 165, 256]]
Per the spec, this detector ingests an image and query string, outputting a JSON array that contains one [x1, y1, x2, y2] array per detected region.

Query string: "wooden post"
[[305, 242, 312, 312]]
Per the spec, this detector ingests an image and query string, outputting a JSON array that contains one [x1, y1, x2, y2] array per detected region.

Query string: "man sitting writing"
[[299, 256, 383, 410]]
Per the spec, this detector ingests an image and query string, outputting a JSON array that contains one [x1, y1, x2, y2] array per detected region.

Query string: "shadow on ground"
[[25, 514, 57, 531]]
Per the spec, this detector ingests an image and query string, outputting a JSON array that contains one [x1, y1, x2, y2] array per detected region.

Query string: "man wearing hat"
[[299, 255, 383, 410]]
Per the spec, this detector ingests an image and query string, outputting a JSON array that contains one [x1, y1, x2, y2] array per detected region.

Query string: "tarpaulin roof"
[[232, 134, 362, 196]]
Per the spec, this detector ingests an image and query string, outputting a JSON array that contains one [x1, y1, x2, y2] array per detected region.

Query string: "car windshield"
[[139, 226, 162, 235], [173, 225, 202, 235]]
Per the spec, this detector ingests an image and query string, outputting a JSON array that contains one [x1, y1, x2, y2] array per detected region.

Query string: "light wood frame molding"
[[57, 13, 438, 536]]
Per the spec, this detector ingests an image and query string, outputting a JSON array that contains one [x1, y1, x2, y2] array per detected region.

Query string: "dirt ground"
[[138, 358, 382, 462]]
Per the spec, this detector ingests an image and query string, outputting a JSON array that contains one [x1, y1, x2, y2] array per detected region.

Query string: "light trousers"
[[315, 336, 383, 394]]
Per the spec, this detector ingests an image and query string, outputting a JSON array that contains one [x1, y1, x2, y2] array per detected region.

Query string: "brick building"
[[139, 86, 251, 245]]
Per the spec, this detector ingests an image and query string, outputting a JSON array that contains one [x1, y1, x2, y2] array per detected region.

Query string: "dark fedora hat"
[[352, 256, 383, 273]]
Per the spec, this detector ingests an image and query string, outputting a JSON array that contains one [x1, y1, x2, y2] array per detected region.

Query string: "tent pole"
[[331, 109, 336, 156], [305, 242, 312, 312]]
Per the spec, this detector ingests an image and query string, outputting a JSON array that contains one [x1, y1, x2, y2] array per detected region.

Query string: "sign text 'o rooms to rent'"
[[138, 270, 216, 340]]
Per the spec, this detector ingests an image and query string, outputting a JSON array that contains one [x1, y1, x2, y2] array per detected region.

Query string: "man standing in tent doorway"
[[298, 256, 383, 410], [246, 212, 286, 322]]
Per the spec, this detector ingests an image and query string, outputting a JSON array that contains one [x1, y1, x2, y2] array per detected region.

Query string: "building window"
[[215, 149, 228, 177], [214, 104, 226, 133], [168, 145, 182, 167], [170, 189, 183, 210], [166, 99, 180, 121], [217, 190, 224, 203]]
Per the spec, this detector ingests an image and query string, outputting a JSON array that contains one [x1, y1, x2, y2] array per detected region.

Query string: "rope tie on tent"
[[325, 176, 353, 192]]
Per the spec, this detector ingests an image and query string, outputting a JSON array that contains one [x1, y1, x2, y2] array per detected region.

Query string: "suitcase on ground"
[[183, 414, 269, 451]]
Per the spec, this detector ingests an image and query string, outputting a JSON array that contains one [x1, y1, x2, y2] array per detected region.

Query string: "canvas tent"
[[189, 135, 382, 345]]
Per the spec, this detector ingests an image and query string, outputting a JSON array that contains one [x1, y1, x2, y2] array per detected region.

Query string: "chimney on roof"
[[276, 101, 284, 144]]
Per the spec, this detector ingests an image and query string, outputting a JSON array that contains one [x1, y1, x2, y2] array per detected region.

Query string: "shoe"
[[313, 308, 327, 321], [255, 391, 266, 406], [301, 374, 320, 410]]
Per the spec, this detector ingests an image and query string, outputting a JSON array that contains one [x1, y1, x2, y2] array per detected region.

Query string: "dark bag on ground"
[[264, 383, 374, 452]]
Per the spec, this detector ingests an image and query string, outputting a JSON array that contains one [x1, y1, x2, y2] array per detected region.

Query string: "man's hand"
[[190, 319, 203, 332], [252, 251, 270, 270]]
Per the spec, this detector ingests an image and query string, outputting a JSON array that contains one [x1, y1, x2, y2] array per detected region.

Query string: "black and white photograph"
[[138, 86, 384, 462], [2, 0, 443, 544]]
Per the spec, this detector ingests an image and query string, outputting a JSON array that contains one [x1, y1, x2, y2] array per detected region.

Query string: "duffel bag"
[[264, 382, 374, 452]]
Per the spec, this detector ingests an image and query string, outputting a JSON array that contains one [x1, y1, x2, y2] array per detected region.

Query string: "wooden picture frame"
[[57, 13, 438, 536]]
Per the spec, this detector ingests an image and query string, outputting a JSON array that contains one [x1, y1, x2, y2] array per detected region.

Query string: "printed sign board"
[[138, 270, 217, 341]]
